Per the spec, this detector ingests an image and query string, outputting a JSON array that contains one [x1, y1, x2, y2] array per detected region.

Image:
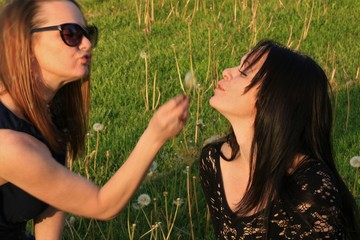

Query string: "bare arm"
[[34, 206, 65, 240], [0, 95, 189, 220]]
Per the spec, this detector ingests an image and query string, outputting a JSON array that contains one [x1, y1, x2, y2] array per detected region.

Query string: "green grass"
[[19, 0, 360, 239]]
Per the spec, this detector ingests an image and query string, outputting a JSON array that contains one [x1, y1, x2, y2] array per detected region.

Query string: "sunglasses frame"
[[31, 23, 98, 47]]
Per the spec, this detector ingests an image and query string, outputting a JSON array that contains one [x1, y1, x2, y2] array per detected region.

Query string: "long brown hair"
[[0, 0, 90, 160]]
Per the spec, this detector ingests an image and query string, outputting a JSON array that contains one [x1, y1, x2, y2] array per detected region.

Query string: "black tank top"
[[0, 102, 65, 239]]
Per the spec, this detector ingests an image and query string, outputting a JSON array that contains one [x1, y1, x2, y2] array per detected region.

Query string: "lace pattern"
[[199, 142, 343, 239]]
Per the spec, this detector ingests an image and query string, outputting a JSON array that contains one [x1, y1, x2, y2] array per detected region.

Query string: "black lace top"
[[199, 141, 344, 239], [0, 102, 66, 240]]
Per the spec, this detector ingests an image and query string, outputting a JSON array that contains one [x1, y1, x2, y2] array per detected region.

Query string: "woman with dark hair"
[[199, 40, 360, 239], [0, 0, 189, 239]]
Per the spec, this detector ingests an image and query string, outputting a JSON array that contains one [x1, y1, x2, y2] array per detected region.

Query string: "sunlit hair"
[[217, 40, 360, 239], [0, 0, 89, 160]]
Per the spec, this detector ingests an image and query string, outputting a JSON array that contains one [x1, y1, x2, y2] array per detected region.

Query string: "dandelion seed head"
[[350, 156, 360, 168], [69, 216, 75, 225], [173, 198, 184, 206], [132, 203, 141, 210], [93, 123, 104, 132], [140, 51, 147, 59], [149, 161, 158, 172], [184, 71, 196, 90], [137, 193, 151, 207]]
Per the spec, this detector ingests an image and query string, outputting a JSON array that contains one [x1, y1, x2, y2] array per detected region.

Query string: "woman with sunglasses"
[[199, 40, 360, 239], [0, 0, 189, 239]]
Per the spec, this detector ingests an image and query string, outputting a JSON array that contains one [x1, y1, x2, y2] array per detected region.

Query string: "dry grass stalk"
[[286, 26, 294, 48], [295, 0, 314, 50]]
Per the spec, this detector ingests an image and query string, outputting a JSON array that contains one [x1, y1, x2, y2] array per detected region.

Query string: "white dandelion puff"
[[92, 123, 104, 132], [184, 71, 197, 90], [137, 193, 151, 207], [350, 156, 360, 168], [66, 216, 75, 226], [68, 216, 76, 225], [147, 161, 158, 177], [196, 119, 205, 128], [149, 161, 158, 172], [173, 198, 184, 206], [183, 166, 190, 174], [132, 202, 141, 210], [140, 51, 147, 59]]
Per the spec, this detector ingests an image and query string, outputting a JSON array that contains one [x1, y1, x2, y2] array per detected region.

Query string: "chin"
[[209, 96, 217, 108], [75, 69, 89, 79]]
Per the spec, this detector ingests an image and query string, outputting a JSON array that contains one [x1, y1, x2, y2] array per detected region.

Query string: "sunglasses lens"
[[61, 24, 83, 47], [85, 26, 98, 47]]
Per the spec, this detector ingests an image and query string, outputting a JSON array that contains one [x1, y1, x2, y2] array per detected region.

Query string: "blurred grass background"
[[1, 0, 356, 238]]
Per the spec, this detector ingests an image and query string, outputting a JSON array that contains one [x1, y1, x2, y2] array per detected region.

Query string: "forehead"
[[240, 49, 268, 70], [37, 1, 85, 26]]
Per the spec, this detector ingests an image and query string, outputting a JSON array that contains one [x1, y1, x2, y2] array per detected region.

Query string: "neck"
[[230, 118, 255, 166], [0, 92, 26, 119]]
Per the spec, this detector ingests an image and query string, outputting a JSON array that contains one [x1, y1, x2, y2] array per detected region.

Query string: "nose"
[[222, 68, 233, 80], [79, 35, 92, 51]]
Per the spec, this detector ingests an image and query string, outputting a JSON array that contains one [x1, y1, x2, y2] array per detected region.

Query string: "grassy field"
[[21, 0, 360, 239]]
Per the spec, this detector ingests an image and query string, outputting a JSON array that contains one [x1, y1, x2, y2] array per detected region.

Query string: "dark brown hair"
[[219, 40, 360, 239]]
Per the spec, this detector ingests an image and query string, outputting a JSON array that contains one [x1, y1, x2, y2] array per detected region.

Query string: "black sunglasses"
[[31, 23, 98, 47]]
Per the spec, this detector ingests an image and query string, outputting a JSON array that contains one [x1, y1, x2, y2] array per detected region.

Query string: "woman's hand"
[[147, 94, 190, 145]]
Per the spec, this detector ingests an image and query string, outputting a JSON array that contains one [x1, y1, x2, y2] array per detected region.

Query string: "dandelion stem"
[[234, 0, 237, 21], [345, 80, 350, 132], [152, 71, 157, 110], [353, 168, 359, 196], [135, 0, 141, 30], [195, 88, 201, 145], [193, 175, 200, 233], [94, 130, 100, 171], [145, 55, 149, 111], [82, 219, 93, 240], [172, 45, 186, 93], [151, 0, 154, 21], [127, 204, 131, 239], [186, 166, 195, 240], [140, 206, 152, 228], [105, 151, 110, 174], [205, 25, 211, 83], [187, 20, 194, 74], [139, 223, 160, 239], [165, 203, 180, 240], [164, 192, 170, 231], [131, 224, 136, 240]]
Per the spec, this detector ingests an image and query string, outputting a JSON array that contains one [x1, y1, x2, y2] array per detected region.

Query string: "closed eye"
[[238, 69, 248, 77]]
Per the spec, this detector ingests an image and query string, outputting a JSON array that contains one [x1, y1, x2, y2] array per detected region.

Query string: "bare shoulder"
[[220, 141, 232, 159], [0, 129, 51, 155], [0, 129, 52, 182]]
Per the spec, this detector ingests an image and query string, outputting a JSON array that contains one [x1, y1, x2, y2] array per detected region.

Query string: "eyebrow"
[[240, 58, 253, 73]]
